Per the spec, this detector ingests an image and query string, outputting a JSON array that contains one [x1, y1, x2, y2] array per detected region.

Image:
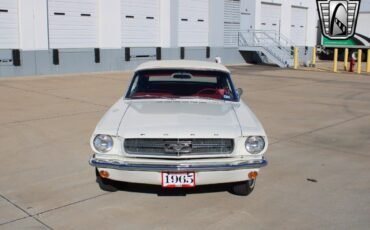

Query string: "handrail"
[[239, 30, 296, 47], [238, 30, 296, 67]]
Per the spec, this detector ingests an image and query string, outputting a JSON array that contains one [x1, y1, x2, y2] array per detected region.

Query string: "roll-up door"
[[261, 3, 281, 32], [224, 0, 240, 47], [48, 0, 98, 48], [0, 0, 19, 49], [121, 0, 160, 47], [178, 0, 209, 46], [290, 6, 307, 46]]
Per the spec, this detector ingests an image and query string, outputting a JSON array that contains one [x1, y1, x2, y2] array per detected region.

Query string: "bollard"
[[344, 48, 349, 71], [357, 49, 362, 74], [312, 47, 316, 67], [294, 47, 299, 69], [367, 49, 370, 73], [333, 48, 338, 73]]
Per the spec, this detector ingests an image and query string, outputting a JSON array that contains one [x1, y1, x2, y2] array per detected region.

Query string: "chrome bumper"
[[89, 157, 268, 172]]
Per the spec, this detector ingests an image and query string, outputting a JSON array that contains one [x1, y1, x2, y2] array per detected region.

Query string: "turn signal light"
[[99, 170, 109, 178], [248, 171, 258, 180]]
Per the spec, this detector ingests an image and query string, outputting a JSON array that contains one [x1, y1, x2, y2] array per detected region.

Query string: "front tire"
[[230, 179, 256, 196], [95, 169, 118, 192]]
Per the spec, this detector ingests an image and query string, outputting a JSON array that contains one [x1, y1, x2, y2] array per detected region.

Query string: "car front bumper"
[[89, 156, 268, 185]]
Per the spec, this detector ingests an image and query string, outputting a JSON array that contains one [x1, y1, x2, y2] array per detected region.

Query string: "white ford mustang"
[[89, 60, 268, 196]]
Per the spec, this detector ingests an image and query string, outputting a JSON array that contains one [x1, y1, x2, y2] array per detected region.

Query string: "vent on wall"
[[53, 49, 59, 65], [125, 47, 130, 62], [180, 47, 185, 59], [206, 46, 210, 58], [12, 50, 21, 66], [156, 47, 161, 60], [94, 48, 100, 63], [0, 9, 9, 12]]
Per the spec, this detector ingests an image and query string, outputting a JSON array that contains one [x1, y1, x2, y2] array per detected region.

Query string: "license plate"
[[161, 172, 196, 188]]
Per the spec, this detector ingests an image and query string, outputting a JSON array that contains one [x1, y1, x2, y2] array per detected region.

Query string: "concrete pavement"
[[0, 66, 369, 229]]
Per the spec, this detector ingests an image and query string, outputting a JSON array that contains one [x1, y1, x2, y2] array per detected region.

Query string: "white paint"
[[356, 12, 370, 37], [240, 0, 261, 31], [282, 0, 318, 46], [224, 0, 240, 47], [178, 0, 209, 46], [0, 0, 19, 49], [121, 0, 160, 47], [160, 0, 171, 47], [260, 3, 281, 33], [48, 0, 99, 48], [240, 0, 253, 31], [290, 7, 307, 46], [1, 0, 320, 51], [18, 0, 48, 50], [209, 0, 224, 47], [279, 1, 291, 39], [99, 0, 121, 49]]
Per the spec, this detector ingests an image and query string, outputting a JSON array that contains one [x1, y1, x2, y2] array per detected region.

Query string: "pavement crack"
[[0, 109, 106, 126], [270, 113, 370, 146], [0, 194, 53, 229], [33, 193, 109, 217], [0, 217, 28, 227], [0, 84, 109, 108]]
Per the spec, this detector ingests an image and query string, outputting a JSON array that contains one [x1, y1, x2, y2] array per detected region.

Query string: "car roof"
[[135, 60, 230, 73]]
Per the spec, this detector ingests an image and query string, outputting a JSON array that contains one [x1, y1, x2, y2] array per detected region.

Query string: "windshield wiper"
[[130, 95, 177, 99], [179, 96, 221, 101]]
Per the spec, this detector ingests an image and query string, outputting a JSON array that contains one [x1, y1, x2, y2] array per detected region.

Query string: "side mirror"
[[237, 88, 244, 96]]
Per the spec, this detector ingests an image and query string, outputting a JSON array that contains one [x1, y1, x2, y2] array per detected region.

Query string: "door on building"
[[178, 0, 209, 46], [48, 0, 98, 48], [290, 6, 308, 46], [240, 0, 253, 31], [260, 3, 281, 33], [224, 0, 241, 47], [0, 0, 19, 49], [121, 0, 160, 47]]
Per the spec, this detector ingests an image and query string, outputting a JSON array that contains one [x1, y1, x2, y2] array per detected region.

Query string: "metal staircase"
[[238, 30, 295, 68]]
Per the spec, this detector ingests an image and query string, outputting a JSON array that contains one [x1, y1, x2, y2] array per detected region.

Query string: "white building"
[[0, 0, 318, 77]]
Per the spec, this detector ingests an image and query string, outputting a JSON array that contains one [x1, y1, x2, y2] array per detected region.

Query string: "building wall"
[[240, 0, 318, 46], [0, 0, 318, 77]]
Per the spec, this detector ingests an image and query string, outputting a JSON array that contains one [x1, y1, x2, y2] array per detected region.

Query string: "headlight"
[[93, 135, 113, 153], [245, 136, 265, 154]]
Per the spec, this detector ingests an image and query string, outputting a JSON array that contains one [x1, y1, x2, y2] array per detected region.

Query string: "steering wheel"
[[196, 88, 219, 95]]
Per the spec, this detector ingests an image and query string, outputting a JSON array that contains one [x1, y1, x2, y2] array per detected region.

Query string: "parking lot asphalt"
[[0, 65, 369, 230]]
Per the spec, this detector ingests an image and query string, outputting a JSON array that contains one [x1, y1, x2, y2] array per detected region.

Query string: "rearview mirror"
[[237, 88, 244, 96], [172, 72, 192, 79]]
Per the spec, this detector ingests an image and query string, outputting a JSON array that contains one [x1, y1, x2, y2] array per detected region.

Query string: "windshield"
[[125, 69, 238, 101]]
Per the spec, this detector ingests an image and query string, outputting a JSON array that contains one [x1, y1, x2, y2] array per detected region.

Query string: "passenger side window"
[[129, 76, 139, 96]]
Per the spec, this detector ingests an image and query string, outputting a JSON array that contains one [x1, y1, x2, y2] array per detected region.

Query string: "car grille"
[[124, 139, 234, 157]]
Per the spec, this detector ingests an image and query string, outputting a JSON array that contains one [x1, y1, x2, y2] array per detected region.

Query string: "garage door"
[[121, 0, 160, 47], [290, 6, 307, 46], [261, 3, 281, 32], [178, 0, 209, 46], [0, 0, 19, 49], [224, 0, 240, 47], [48, 0, 98, 49]]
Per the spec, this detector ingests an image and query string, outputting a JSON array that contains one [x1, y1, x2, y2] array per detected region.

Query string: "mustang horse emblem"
[[164, 141, 192, 153]]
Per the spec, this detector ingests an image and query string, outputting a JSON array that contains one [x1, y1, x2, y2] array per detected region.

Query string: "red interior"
[[133, 88, 228, 99]]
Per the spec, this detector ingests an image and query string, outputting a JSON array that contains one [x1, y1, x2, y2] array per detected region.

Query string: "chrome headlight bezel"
[[93, 134, 114, 153], [245, 136, 265, 154]]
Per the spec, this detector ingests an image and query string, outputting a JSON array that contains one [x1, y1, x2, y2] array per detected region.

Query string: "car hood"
[[113, 99, 264, 138]]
